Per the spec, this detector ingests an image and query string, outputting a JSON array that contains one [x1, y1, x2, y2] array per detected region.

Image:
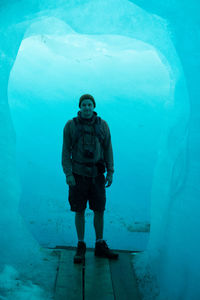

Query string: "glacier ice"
[[0, 0, 200, 299]]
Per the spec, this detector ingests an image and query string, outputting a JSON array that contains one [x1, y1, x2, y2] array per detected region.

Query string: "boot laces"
[[102, 240, 109, 249]]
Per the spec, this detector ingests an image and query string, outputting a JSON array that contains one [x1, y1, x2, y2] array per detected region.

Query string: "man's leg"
[[94, 210, 119, 259], [75, 210, 85, 241], [93, 211, 104, 241], [74, 210, 86, 264]]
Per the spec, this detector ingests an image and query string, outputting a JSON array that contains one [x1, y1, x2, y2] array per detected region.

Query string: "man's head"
[[79, 94, 96, 119]]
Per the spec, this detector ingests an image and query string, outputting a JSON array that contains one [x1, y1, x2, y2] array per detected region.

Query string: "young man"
[[62, 94, 119, 263]]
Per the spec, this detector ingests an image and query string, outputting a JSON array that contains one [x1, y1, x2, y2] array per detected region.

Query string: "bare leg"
[[94, 211, 104, 240], [75, 210, 85, 241]]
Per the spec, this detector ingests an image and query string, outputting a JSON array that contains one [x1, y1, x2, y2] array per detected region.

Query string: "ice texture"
[[0, 0, 200, 299]]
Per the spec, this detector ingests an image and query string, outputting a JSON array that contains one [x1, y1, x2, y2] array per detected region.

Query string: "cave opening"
[[8, 17, 173, 251]]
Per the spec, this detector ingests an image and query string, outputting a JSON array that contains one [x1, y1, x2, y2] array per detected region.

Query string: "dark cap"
[[79, 94, 96, 108]]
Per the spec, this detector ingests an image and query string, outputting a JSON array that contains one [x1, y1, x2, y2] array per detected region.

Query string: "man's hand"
[[105, 174, 113, 188], [66, 174, 76, 186]]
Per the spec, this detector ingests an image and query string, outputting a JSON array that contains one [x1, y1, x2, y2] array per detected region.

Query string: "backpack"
[[72, 116, 105, 148], [71, 116, 106, 173]]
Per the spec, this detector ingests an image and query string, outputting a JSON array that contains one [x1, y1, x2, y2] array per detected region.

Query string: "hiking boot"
[[74, 241, 86, 264], [95, 240, 119, 259]]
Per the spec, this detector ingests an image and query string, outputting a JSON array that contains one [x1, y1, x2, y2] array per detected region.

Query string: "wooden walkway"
[[54, 247, 141, 300]]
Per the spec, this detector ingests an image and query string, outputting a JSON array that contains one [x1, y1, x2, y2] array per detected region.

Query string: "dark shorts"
[[68, 173, 106, 212]]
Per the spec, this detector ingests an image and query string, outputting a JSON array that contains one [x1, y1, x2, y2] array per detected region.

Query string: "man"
[[62, 94, 119, 263]]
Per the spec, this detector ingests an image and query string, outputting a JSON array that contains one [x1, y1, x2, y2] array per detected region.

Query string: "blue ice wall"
[[132, 1, 200, 299], [0, 0, 200, 299]]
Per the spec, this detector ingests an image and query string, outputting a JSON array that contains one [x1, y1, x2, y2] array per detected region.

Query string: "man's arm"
[[103, 121, 114, 178], [62, 120, 73, 177]]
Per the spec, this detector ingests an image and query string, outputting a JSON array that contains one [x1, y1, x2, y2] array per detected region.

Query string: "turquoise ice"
[[0, 0, 199, 299]]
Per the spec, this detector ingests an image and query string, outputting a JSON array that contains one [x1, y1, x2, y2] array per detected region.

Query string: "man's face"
[[80, 99, 95, 119]]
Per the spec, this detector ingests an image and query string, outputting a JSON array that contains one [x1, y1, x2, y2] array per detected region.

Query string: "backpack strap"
[[72, 116, 104, 148], [93, 117, 104, 146], [72, 117, 83, 148]]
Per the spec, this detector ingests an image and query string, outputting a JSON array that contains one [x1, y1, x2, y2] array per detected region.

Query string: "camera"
[[84, 149, 94, 159]]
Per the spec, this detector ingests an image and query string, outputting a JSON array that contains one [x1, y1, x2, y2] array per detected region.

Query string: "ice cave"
[[0, 0, 199, 299]]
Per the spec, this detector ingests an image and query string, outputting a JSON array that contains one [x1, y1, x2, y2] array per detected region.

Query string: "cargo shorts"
[[68, 172, 106, 212]]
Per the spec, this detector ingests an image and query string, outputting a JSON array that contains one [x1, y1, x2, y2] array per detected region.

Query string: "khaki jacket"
[[62, 111, 114, 178]]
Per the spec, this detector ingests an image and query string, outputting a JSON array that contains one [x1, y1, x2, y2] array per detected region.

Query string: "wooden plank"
[[55, 250, 83, 300], [85, 250, 114, 300], [109, 252, 141, 300]]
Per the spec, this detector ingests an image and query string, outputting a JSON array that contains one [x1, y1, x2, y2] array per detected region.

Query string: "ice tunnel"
[[0, 0, 199, 299]]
